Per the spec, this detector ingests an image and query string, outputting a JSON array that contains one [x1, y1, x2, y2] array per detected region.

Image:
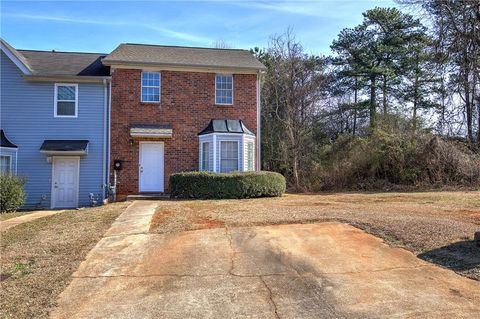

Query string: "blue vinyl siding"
[[0, 51, 106, 208]]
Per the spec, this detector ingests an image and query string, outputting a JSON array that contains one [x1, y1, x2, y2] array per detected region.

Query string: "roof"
[[130, 124, 173, 138], [0, 39, 32, 73], [39, 140, 89, 152], [198, 119, 255, 136], [17, 50, 110, 77], [103, 43, 266, 71], [0, 130, 17, 148]]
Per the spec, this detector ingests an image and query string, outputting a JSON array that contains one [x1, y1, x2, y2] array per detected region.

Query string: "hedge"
[[0, 174, 26, 213], [170, 171, 286, 199]]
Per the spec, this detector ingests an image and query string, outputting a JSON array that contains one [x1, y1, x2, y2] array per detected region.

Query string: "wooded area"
[[253, 0, 480, 190]]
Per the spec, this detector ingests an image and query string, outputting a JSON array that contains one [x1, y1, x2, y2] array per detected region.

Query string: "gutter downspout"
[[107, 77, 112, 199], [102, 79, 108, 201], [256, 71, 261, 171]]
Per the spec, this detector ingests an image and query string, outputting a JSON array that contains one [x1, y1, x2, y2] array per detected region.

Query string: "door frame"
[[51, 156, 80, 208], [138, 141, 164, 192]]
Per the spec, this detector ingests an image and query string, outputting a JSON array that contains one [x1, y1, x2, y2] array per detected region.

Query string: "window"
[[201, 142, 210, 171], [141, 72, 161, 102], [0, 155, 11, 174], [215, 74, 233, 105], [220, 141, 238, 173], [247, 142, 254, 171], [55, 84, 78, 117]]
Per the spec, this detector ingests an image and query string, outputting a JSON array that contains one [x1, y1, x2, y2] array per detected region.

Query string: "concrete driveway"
[[51, 201, 480, 319]]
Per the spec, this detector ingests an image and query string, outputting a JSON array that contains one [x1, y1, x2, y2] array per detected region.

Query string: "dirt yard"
[[150, 191, 480, 280], [0, 202, 130, 319]]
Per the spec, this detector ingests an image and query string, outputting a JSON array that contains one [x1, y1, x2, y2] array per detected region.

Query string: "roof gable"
[[0, 39, 32, 74]]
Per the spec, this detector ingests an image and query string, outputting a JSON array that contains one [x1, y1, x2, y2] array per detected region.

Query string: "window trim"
[[141, 71, 161, 103], [0, 155, 12, 174], [201, 142, 210, 171], [247, 141, 254, 171], [215, 74, 234, 106], [54, 83, 78, 118], [219, 140, 239, 173]]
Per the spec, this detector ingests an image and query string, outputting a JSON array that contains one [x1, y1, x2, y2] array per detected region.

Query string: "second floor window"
[[215, 74, 233, 105], [55, 84, 78, 117], [141, 72, 160, 102]]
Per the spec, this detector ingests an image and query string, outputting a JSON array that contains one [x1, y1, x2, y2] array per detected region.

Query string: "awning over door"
[[1, 130, 17, 148], [130, 124, 173, 138], [40, 140, 89, 156]]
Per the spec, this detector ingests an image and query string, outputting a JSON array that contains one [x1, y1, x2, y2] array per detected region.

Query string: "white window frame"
[[54, 83, 78, 118], [141, 71, 161, 103], [247, 141, 254, 171], [201, 142, 210, 171], [0, 155, 12, 174], [215, 74, 233, 105], [219, 140, 239, 173]]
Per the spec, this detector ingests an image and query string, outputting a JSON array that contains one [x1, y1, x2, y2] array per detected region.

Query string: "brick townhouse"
[[102, 43, 265, 199]]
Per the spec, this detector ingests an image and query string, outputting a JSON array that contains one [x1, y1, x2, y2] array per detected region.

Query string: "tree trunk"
[[353, 77, 358, 136], [370, 75, 377, 129], [382, 75, 388, 115], [412, 61, 420, 133]]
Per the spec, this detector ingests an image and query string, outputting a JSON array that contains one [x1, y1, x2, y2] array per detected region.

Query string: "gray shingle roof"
[[103, 43, 266, 71], [18, 50, 110, 76]]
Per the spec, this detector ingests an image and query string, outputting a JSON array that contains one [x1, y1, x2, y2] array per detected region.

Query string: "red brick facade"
[[110, 68, 258, 197]]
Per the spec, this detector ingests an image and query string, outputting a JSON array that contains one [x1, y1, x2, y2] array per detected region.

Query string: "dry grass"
[[0, 202, 129, 319], [150, 191, 480, 280], [0, 211, 32, 221]]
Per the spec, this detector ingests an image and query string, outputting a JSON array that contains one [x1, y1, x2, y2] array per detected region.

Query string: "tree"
[[399, 0, 480, 143], [257, 31, 326, 190], [331, 7, 426, 129]]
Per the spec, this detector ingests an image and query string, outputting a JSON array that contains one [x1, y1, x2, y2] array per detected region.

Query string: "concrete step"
[[126, 193, 170, 201]]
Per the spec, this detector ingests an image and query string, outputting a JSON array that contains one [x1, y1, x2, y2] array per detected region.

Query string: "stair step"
[[126, 193, 170, 200]]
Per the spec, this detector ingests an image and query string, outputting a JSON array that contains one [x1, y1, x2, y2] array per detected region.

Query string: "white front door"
[[52, 157, 79, 208], [139, 142, 164, 192]]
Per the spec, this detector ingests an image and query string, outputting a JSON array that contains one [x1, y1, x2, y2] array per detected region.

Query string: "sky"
[[1, 0, 397, 56]]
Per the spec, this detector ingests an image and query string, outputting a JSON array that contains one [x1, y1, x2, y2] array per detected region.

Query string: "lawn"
[[0, 202, 130, 319], [0, 211, 33, 221], [150, 191, 480, 280]]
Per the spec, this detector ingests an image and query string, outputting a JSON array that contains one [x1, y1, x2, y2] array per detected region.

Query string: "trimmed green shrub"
[[170, 171, 286, 199], [0, 175, 26, 213]]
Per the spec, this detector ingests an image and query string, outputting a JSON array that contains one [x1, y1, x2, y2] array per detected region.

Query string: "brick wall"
[[110, 69, 258, 196]]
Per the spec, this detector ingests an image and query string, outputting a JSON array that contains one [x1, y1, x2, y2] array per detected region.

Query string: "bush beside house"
[[0, 175, 26, 213], [170, 171, 286, 199]]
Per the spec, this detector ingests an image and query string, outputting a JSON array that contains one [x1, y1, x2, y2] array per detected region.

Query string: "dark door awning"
[[40, 140, 89, 156], [1, 130, 17, 148]]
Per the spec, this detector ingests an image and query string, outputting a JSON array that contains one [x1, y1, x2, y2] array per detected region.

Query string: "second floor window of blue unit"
[[215, 74, 233, 105], [55, 83, 78, 118], [141, 72, 161, 103]]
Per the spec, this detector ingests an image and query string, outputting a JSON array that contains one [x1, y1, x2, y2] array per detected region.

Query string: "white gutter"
[[107, 77, 112, 195], [102, 79, 108, 199], [256, 72, 261, 171]]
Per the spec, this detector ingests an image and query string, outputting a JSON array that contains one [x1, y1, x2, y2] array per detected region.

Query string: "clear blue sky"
[[1, 0, 397, 55]]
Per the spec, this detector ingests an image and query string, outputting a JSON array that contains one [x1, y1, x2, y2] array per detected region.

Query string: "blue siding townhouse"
[[0, 39, 110, 209]]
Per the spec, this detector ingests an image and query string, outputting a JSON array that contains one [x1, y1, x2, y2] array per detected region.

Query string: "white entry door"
[[52, 157, 79, 208], [139, 142, 164, 192]]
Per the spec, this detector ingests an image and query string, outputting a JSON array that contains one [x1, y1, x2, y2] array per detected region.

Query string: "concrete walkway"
[[51, 201, 480, 319], [0, 210, 64, 232]]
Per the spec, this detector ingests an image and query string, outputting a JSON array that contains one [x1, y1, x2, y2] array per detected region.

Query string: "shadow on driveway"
[[418, 240, 479, 276]]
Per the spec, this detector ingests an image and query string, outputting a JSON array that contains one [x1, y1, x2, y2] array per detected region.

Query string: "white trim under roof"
[[0, 40, 32, 75]]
